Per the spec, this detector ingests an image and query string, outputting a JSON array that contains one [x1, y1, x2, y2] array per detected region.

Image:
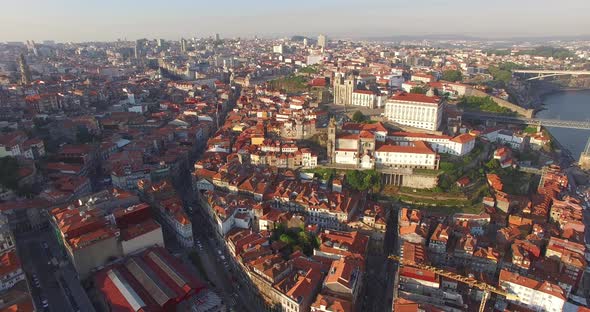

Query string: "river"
[[536, 90, 590, 161]]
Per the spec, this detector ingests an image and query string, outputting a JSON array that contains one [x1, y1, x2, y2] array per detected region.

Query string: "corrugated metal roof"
[[108, 269, 145, 312], [147, 251, 186, 289], [125, 258, 174, 306]]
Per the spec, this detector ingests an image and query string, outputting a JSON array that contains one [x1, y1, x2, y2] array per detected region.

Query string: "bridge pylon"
[[579, 136, 590, 170]]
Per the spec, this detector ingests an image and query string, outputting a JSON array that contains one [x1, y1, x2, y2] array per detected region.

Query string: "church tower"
[[327, 117, 337, 163], [344, 74, 356, 107]]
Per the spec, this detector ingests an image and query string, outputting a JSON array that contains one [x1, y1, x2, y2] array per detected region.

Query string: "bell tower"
[[327, 117, 337, 163]]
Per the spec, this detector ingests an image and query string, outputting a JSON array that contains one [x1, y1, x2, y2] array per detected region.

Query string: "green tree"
[[410, 86, 427, 94], [76, 127, 95, 144], [458, 96, 516, 115], [516, 46, 575, 59], [345, 170, 381, 192], [442, 70, 462, 82], [0, 157, 19, 191], [279, 234, 296, 245], [299, 66, 318, 74], [352, 111, 365, 123], [485, 159, 501, 172]]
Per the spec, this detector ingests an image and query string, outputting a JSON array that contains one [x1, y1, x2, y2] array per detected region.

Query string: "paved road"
[[18, 235, 72, 312], [363, 254, 393, 312], [189, 206, 267, 312], [17, 229, 95, 312]]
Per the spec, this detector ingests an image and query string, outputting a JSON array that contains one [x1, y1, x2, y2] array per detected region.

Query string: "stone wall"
[[465, 88, 534, 118], [402, 174, 438, 189]]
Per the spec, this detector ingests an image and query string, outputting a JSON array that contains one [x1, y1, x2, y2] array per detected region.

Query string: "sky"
[[1, 0, 589, 42]]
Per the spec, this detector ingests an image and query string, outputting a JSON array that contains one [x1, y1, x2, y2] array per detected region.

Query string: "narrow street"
[[16, 229, 96, 312], [188, 203, 267, 312], [361, 202, 399, 312]]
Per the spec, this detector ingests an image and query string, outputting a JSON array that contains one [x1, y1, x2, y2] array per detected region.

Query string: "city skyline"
[[0, 2, 589, 311], [2, 0, 590, 42]]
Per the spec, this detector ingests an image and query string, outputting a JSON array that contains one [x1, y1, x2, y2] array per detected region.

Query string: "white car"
[[32, 275, 40, 288]]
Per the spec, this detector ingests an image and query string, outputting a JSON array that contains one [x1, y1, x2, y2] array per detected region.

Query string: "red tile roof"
[[95, 247, 206, 312], [390, 92, 440, 104], [376, 141, 435, 155], [0, 250, 21, 279], [450, 133, 475, 144], [499, 269, 565, 300]]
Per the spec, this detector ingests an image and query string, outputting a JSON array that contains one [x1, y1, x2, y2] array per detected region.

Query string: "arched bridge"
[[512, 70, 590, 81], [462, 111, 590, 130]]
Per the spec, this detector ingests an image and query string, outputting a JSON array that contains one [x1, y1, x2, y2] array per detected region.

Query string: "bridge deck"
[[512, 70, 590, 75], [462, 112, 590, 130]]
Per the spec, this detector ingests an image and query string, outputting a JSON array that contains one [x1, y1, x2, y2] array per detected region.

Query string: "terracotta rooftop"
[[375, 141, 435, 155], [0, 250, 21, 279], [390, 92, 440, 105], [499, 269, 565, 301]]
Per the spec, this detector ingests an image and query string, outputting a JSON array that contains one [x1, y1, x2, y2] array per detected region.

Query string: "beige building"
[[317, 34, 327, 49], [50, 202, 165, 278], [66, 232, 120, 278], [333, 74, 356, 106]]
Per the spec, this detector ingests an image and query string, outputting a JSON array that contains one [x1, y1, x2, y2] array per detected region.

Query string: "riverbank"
[[544, 129, 576, 167], [533, 87, 590, 115], [516, 79, 590, 112]]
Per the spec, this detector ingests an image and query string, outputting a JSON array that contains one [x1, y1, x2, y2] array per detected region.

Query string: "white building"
[[155, 201, 193, 248], [499, 269, 566, 312], [351, 90, 384, 108], [273, 44, 284, 54], [0, 216, 14, 254], [401, 81, 419, 93], [483, 129, 528, 150], [307, 54, 323, 66], [384, 92, 443, 131], [0, 250, 25, 292], [389, 132, 476, 156], [411, 73, 435, 83], [318, 34, 327, 49], [301, 149, 318, 168], [375, 141, 438, 170], [111, 167, 151, 191]]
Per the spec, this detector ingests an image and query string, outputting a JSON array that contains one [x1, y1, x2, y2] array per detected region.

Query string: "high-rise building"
[[215, 33, 220, 41], [318, 34, 327, 49], [134, 40, 141, 59], [17, 54, 31, 85], [134, 39, 148, 59], [180, 38, 188, 53], [272, 44, 284, 54]]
